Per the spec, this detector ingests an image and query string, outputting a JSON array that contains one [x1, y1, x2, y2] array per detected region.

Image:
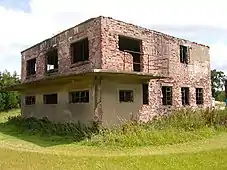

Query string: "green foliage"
[[211, 69, 225, 99], [5, 116, 100, 142], [87, 109, 227, 147], [3, 109, 227, 147], [0, 70, 21, 111], [216, 91, 225, 101]]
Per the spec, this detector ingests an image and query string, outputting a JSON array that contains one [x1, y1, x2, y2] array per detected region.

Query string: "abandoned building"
[[7, 16, 212, 126]]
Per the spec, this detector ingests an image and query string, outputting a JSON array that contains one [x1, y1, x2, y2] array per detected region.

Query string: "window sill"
[[26, 74, 36, 79], [45, 69, 59, 76], [119, 101, 134, 103], [69, 102, 90, 104], [196, 104, 204, 107], [180, 62, 189, 65], [43, 104, 58, 106], [70, 60, 89, 68], [182, 104, 190, 107], [163, 105, 173, 108], [45, 69, 58, 74]]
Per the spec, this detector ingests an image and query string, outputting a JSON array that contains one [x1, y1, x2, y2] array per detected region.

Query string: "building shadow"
[[0, 121, 90, 147]]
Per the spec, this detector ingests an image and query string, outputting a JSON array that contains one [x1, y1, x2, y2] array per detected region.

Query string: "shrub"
[[87, 108, 227, 147], [3, 108, 227, 147], [6, 116, 100, 142]]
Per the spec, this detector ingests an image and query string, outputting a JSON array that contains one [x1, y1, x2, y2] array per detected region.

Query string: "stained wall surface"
[[21, 78, 94, 124]]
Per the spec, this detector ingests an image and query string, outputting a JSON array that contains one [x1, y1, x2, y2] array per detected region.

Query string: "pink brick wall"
[[100, 17, 212, 121], [101, 17, 171, 76], [21, 17, 102, 83]]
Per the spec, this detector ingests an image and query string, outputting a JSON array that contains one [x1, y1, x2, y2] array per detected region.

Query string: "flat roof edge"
[[21, 16, 100, 54], [102, 16, 210, 48], [21, 16, 209, 55], [2, 69, 168, 92]]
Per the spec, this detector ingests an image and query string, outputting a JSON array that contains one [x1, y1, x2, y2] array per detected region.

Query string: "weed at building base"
[[3, 116, 100, 142], [1, 108, 227, 147]]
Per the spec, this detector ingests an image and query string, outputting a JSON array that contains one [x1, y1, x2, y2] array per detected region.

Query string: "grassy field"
[[0, 109, 227, 170]]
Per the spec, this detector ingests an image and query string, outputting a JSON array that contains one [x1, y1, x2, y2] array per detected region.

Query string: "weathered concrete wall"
[[21, 17, 102, 83], [100, 17, 212, 122], [101, 79, 142, 126], [21, 79, 94, 124]]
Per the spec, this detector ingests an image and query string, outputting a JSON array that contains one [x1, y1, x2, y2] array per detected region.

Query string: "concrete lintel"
[[3, 69, 167, 92]]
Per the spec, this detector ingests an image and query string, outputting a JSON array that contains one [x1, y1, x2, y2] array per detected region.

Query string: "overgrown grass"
[[86, 109, 227, 147], [1, 108, 227, 147], [4, 116, 100, 142]]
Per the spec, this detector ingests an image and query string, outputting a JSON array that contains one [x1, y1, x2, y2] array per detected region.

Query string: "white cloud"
[[0, 0, 227, 74], [210, 42, 227, 74]]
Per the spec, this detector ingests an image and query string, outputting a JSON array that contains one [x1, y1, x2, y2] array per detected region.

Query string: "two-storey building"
[[8, 16, 212, 126]]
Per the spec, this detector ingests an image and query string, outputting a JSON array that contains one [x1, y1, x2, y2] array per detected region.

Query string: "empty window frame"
[[43, 94, 58, 104], [26, 58, 36, 76], [180, 45, 189, 64], [162, 86, 172, 105], [71, 38, 89, 63], [69, 90, 89, 103], [118, 35, 142, 72], [196, 88, 203, 105], [142, 84, 149, 104], [181, 87, 189, 105], [119, 36, 141, 52], [46, 48, 58, 72], [119, 90, 133, 102], [25, 96, 36, 105]]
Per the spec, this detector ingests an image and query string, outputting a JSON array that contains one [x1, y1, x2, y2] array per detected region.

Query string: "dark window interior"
[[119, 90, 133, 102], [196, 88, 203, 105], [69, 90, 89, 103], [46, 48, 58, 73], [162, 86, 172, 105], [142, 84, 149, 104], [181, 87, 189, 105], [43, 94, 57, 104], [25, 96, 36, 105], [26, 58, 36, 76], [71, 38, 89, 63], [180, 45, 189, 64], [119, 36, 142, 72]]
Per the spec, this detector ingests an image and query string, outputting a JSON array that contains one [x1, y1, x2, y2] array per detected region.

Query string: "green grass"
[[0, 109, 227, 169], [1, 147, 227, 170]]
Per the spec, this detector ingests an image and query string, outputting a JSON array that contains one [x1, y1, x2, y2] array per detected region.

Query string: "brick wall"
[[100, 17, 212, 121], [21, 17, 102, 83]]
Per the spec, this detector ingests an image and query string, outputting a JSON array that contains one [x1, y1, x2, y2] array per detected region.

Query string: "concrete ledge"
[[2, 69, 168, 92]]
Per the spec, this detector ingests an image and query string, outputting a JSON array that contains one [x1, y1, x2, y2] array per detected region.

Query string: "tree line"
[[211, 69, 226, 101], [0, 70, 20, 112], [0, 69, 225, 112]]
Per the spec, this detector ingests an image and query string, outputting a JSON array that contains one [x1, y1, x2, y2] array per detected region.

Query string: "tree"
[[0, 70, 21, 111], [216, 91, 225, 101], [211, 69, 225, 99]]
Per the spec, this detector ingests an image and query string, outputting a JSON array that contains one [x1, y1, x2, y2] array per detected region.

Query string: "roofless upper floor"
[[21, 16, 210, 83]]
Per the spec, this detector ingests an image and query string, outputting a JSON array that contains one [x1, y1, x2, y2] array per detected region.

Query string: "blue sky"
[[0, 0, 227, 75], [0, 0, 30, 12]]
